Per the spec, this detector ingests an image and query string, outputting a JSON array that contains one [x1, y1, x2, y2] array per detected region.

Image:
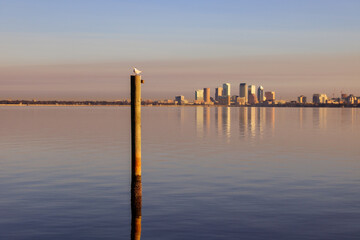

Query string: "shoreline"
[[0, 104, 358, 108]]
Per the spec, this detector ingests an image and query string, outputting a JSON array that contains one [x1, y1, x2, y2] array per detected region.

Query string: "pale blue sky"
[[2, 0, 360, 33], [0, 0, 359, 99]]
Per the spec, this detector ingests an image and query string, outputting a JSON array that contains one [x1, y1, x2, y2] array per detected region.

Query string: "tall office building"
[[222, 83, 230, 97], [203, 88, 210, 103], [195, 89, 204, 101], [248, 85, 256, 95], [215, 87, 223, 101], [313, 94, 320, 104], [298, 95, 307, 104], [239, 83, 248, 103], [257, 86, 264, 103]]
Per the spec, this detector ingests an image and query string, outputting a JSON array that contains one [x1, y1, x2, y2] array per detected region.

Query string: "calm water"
[[0, 106, 359, 239]]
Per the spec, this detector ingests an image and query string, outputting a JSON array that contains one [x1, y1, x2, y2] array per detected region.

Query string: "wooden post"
[[131, 74, 142, 240]]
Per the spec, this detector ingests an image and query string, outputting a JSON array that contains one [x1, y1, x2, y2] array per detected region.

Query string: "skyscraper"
[[298, 95, 307, 104], [215, 87, 223, 101], [248, 85, 256, 95], [203, 88, 210, 103], [239, 83, 248, 103], [195, 89, 204, 101], [257, 86, 264, 103], [222, 83, 230, 97]]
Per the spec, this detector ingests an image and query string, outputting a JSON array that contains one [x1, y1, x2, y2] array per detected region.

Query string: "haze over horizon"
[[1, 0, 359, 100]]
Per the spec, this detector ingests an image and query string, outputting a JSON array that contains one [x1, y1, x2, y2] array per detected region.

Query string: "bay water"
[[0, 106, 359, 239]]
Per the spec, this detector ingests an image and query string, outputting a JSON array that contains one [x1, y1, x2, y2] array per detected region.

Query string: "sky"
[[0, 0, 359, 100]]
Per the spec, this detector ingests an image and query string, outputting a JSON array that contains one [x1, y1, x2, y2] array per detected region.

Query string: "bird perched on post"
[[133, 67, 142, 75]]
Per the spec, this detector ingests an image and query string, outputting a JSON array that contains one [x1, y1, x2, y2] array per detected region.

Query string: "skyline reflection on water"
[[0, 106, 359, 240]]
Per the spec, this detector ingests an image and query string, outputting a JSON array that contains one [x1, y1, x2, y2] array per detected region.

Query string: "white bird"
[[133, 67, 142, 75]]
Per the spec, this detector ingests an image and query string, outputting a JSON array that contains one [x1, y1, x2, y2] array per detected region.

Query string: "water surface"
[[0, 106, 359, 239]]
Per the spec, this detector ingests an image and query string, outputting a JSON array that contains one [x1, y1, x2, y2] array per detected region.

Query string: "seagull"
[[133, 67, 142, 75]]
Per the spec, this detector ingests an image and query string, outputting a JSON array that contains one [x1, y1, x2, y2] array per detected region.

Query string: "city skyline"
[[0, 1, 360, 100]]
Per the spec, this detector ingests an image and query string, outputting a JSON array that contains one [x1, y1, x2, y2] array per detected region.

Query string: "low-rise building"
[[265, 91, 275, 101], [248, 93, 259, 105], [346, 94, 357, 104], [218, 96, 231, 106], [235, 97, 246, 105], [313, 94, 328, 104], [175, 95, 187, 105]]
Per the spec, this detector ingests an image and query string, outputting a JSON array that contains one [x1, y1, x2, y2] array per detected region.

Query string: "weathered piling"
[[131, 74, 142, 240]]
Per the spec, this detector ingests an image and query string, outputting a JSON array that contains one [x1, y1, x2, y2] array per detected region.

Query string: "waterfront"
[[0, 106, 359, 239]]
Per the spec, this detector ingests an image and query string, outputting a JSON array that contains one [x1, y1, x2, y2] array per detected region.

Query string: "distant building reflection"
[[249, 107, 256, 138], [180, 107, 185, 125], [299, 108, 304, 128], [214, 107, 278, 139], [313, 108, 327, 129], [239, 107, 275, 139], [214, 107, 231, 139], [266, 108, 275, 134], [257, 107, 266, 138], [238, 107, 275, 138], [223, 107, 231, 140], [177, 107, 186, 133], [239, 107, 248, 138], [215, 107, 223, 137], [340, 108, 357, 128], [352, 108, 357, 127], [196, 107, 204, 137], [204, 107, 211, 136]]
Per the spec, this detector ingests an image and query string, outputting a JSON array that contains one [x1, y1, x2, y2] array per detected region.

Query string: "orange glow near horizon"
[[0, 55, 359, 100]]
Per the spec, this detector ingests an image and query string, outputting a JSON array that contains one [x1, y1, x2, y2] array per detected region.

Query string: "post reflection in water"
[[131, 182, 142, 240]]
